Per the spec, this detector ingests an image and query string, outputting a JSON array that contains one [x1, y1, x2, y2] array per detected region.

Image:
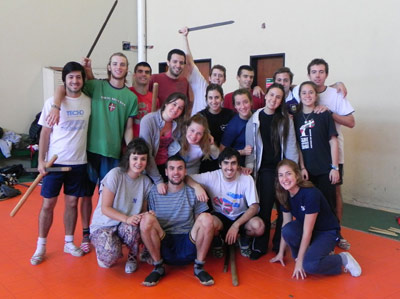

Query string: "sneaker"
[[238, 235, 251, 258], [337, 238, 351, 250], [64, 243, 84, 257], [142, 265, 165, 287], [194, 269, 214, 286], [342, 252, 362, 277], [30, 250, 46, 266], [97, 257, 109, 268], [80, 241, 91, 254], [125, 253, 137, 274], [211, 236, 224, 258]]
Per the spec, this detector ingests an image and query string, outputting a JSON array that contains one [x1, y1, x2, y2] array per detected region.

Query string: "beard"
[[168, 178, 184, 185]]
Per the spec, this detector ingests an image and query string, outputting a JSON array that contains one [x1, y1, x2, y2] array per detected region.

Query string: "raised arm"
[[45, 85, 65, 126], [81, 57, 95, 80], [179, 26, 194, 75]]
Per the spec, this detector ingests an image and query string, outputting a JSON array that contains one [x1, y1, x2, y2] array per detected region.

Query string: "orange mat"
[[1, 184, 399, 299]]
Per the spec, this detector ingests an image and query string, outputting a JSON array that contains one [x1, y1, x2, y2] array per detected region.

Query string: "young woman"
[[270, 159, 361, 278], [245, 83, 299, 259], [139, 92, 188, 194], [221, 88, 253, 166], [199, 84, 234, 172], [90, 138, 153, 274], [293, 81, 339, 214], [169, 114, 219, 174]]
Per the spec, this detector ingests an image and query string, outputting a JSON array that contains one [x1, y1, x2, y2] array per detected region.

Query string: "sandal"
[[30, 252, 45, 266], [80, 241, 91, 254]]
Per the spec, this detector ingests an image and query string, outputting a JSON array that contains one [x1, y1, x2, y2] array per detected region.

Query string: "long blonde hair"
[[180, 114, 212, 160], [275, 159, 314, 210]]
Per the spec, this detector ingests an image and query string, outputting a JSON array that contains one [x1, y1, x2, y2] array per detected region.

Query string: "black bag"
[[29, 112, 42, 144], [0, 164, 25, 178], [0, 184, 21, 200]]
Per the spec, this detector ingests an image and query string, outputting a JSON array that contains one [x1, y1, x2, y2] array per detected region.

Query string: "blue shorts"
[[41, 164, 88, 198], [86, 151, 119, 196], [161, 233, 197, 265]]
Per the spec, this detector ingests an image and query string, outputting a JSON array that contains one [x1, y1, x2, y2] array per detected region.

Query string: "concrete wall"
[[1, 0, 399, 212]]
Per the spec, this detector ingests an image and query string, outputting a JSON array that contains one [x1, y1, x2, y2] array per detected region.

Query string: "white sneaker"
[[342, 252, 362, 277], [125, 254, 137, 274], [64, 242, 84, 257], [30, 249, 46, 266]]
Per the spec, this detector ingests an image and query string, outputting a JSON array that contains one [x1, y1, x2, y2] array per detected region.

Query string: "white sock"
[[34, 237, 47, 255], [65, 235, 74, 243]]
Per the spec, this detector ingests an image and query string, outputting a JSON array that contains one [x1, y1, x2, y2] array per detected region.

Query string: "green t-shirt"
[[84, 79, 138, 159]]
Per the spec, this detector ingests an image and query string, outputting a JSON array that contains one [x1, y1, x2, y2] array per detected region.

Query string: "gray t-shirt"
[[90, 167, 153, 233], [148, 184, 208, 234]]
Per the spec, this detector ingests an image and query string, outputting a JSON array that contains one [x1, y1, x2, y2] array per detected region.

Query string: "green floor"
[[342, 203, 400, 240]]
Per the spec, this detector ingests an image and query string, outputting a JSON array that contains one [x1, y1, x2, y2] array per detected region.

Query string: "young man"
[[294, 58, 355, 249], [224, 65, 264, 111], [140, 155, 215, 287], [149, 49, 189, 106], [31, 62, 91, 265], [48, 53, 138, 253], [130, 62, 156, 137], [188, 147, 265, 258]]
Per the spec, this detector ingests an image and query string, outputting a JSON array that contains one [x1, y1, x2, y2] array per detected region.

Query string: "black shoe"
[[142, 265, 165, 287], [194, 269, 214, 286], [250, 250, 265, 260]]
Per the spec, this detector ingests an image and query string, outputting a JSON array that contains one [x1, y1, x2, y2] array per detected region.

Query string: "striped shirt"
[[148, 184, 208, 234]]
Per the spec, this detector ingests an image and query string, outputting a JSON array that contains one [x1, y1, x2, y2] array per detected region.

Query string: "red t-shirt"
[[223, 90, 264, 111], [129, 87, 157, 137], [149, 73, 189, 106]]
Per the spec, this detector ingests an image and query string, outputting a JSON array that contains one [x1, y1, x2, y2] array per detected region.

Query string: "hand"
[[270, 253, 285, 266], [240, 167, 252, 175], [179, 26, 189, 36], [301, 168, 309, 180], [156, 182, 167, 195], [194, 184, 208, 202], [81, 57, 92, 68], [292, 259, 307, 280], [313, 105, 329, 114], [334, 82, 347, 97], [253, 86, 265, 98], [329, 169, 340, 184], [225, 224, 239, 245], [38, 161, 48, 176], [240, 145, 253, 156], [126, 214, 142, 226], [46, 105, 60, 126]]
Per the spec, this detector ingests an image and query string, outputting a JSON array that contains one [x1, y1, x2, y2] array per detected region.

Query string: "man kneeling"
[[140, 155, 215, 286]]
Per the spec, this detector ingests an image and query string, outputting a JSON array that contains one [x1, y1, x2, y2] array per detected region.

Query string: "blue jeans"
[[282, 220, 342, 275]]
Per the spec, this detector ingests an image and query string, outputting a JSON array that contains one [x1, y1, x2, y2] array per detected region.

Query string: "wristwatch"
[[331, 164, 339, 171]]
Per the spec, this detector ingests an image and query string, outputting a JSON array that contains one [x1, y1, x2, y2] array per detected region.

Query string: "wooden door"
[[250, 54, 285, 91]]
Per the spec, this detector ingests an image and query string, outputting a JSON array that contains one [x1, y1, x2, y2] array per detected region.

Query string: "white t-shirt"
[[189, 65, 208, 116], [190, 170, 259, 220], [293, 85, 354, 163], [38, 94, 91, 165], [90, 167, 153, 233]]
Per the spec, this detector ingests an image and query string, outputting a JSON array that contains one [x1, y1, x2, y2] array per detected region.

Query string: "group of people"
[[30, 27, 362, 287]]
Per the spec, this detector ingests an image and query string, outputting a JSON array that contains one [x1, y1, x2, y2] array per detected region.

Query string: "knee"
[[41, 198, 57, 212], [248, 217, 265, 236], [281, 221, 300, 241], [140, 213, 158, 233], [196, 213, 214, 232]]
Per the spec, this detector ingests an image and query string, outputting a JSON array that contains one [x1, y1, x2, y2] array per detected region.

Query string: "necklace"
[[302, 112, 313, 124]]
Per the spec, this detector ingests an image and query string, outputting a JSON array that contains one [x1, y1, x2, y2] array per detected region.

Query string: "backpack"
[[29, 112, 42, 144]]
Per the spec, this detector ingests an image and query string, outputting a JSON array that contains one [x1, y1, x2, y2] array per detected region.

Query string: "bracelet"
[[51, 104, 61, 110]]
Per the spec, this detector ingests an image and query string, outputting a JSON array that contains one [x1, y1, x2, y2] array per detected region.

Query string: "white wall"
[[145, 0, 400, 212], [1, 0, 399, 212], [0, 0, 138, 132]]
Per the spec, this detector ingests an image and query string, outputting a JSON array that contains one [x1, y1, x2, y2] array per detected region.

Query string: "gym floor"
[[1, 183, 399, 299]]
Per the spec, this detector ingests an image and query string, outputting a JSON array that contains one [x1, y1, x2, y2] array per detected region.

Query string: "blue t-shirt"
[[282, 187, 340, 232], [221, 114, 248, 151]]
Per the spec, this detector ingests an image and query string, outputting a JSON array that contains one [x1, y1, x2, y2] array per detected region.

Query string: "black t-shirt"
[[293, 111, 337, 176], [199, 108, 234, 146], [259, 110, 281, 169]]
